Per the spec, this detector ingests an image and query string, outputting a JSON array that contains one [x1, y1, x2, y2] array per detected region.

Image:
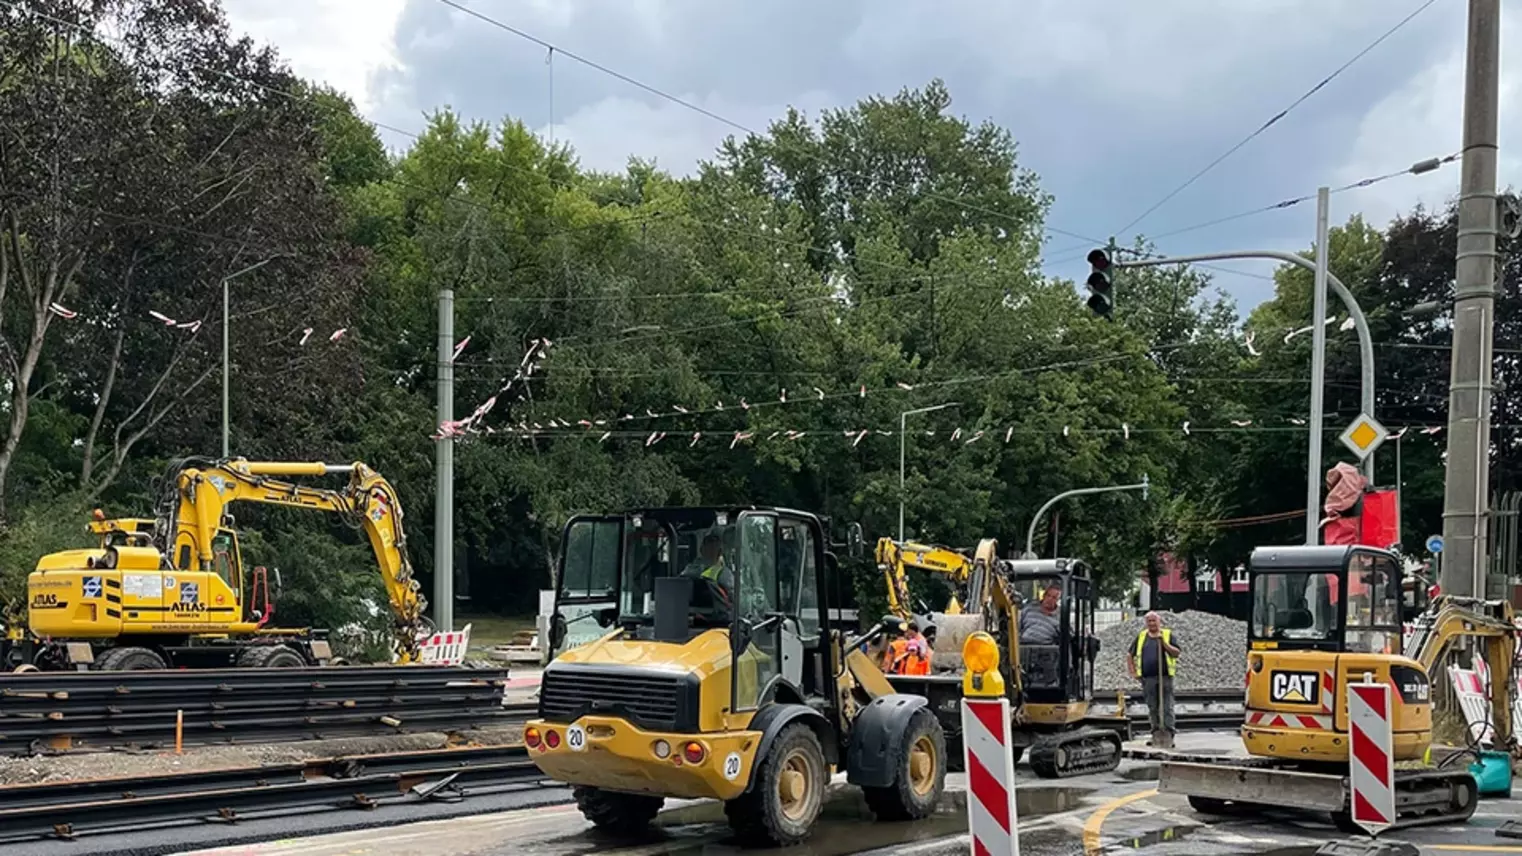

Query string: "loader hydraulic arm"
[[158, 458, 429, 662]]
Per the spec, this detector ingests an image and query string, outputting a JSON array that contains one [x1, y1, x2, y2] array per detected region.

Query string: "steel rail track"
[[0, 745, 553, 844], [0, 666, 525, 755]]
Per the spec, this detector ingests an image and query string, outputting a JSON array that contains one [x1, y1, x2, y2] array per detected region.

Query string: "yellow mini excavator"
[[6, 456, 428, 671], [1160, 544, 1518, 832], [883, 539, 1128, 778], [528, 506, 948, 846]]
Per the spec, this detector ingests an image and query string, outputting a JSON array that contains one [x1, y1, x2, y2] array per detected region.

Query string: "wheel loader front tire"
[[863, 707, 947, 822], [724, 722, 828, 846], [95, 647, 167, 671], [573, 786, 663, 836]]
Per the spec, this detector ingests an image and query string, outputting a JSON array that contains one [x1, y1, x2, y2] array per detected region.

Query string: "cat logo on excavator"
[[1269, 670, 1320, 704]]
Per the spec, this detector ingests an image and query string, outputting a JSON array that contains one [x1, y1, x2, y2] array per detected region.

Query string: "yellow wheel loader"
[[526, 507, 948, 846], [1160, 544, 1518, 832], [5, 456, 427, 671]]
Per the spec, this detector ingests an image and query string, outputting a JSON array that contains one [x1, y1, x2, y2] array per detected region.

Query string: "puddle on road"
[[1106, 823, 1200, 851], [520, 784, 1096, 855]]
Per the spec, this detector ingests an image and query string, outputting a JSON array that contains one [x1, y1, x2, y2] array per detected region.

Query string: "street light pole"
[[221, 257, 276, 459], [1306, 187, 1332, 545], [1024, 476, 1150, 558], [898, 402, 960, 541]]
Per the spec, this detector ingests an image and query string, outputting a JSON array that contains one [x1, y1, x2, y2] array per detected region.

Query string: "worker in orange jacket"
[[902, 621, 932, 675]]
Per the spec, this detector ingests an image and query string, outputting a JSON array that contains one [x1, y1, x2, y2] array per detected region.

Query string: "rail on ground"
[[0, 744, 553, 844], [0, 665, 529, 755]]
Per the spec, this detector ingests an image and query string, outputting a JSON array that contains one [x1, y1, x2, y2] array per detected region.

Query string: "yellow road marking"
[[1081, 787, 1158, 855]]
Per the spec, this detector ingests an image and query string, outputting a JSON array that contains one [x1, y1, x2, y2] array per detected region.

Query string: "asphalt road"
[[9, 731, 1520, 856]]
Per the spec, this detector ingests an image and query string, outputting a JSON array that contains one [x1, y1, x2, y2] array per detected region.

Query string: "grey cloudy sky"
[[223, 0, 1519, 311]]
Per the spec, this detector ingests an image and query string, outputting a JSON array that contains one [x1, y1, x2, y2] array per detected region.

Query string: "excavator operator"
[[1020, 585, 1063, 645]]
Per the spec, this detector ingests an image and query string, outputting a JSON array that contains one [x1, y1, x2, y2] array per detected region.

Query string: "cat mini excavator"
[[1160, 544, 1518, 832], [8, 457, 428, 671]]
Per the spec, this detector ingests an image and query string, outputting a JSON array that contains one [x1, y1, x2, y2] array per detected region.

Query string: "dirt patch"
[[0, 731, 459, 786]]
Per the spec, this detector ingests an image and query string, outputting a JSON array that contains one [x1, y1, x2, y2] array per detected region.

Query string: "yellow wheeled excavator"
[[5, 457, 428, 671], [528, 507, 948, 847], [875, 537, 974, 619], [1160, 544, 1518, 832]]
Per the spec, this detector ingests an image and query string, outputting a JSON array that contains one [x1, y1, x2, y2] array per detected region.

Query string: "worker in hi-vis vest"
[[1125, 611, 1181, 749]]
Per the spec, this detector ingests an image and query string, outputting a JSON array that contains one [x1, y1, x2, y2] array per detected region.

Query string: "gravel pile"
[[1094, 610, 1248, 692]]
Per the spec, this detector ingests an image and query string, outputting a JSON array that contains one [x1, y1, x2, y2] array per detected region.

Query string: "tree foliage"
[[0, 4, 1511, 632]]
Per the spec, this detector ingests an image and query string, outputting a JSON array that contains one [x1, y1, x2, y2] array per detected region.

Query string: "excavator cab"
[[1001, 559, 1101, 713], [534, 506, 948, 846], [1249, 545, 1404, 655]]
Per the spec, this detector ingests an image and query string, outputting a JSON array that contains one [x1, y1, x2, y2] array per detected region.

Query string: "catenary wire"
[[1110, 0, 1444, 237]]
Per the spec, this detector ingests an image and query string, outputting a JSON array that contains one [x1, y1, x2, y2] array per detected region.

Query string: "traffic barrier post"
[[1348, 676, 1396, 836], [961, 630, 1018, 856]]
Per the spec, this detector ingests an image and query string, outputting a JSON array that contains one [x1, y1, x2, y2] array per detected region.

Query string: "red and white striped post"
[[1348, 677, 1396, 837], [960, 631, 1018, 856]]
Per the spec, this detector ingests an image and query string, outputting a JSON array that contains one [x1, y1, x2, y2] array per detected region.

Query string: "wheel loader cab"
[[1244, 545, 1432, 763], [532, 506, 948, 845]]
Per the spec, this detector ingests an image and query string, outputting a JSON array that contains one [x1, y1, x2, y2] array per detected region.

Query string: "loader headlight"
[[963, 632, 1000, 675]]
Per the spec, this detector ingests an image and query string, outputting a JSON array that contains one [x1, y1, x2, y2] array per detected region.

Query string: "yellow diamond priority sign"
[[1339, 413, 1389, 459]]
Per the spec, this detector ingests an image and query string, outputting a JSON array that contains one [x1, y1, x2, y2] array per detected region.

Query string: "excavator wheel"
[[862, 707, 947, 821], [238, 645, 306, 669], [573, 786, 663, 836], [95, 646, 167, 671], [724, 722, 828, 846]]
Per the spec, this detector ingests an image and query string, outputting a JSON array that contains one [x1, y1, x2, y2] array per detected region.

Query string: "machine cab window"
[[1248, 545, 1403, 653], [1004, 559, 1097, 703]]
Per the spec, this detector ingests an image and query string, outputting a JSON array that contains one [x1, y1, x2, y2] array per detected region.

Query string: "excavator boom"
[[874, 537, 978, 619], [154, 457, 429, 662]]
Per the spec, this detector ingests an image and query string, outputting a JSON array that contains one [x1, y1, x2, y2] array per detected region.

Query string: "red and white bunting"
[[1348, 680, 1396, 836], [961, 697, 1019, 856]]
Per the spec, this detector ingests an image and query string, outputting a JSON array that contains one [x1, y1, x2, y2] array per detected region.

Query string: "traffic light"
[[1085, 248, 1113, 320]]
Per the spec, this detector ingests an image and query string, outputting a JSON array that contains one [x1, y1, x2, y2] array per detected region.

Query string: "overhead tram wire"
[[4, 0, 985, 326], [1109, 0, 1444, 238], [1041, 151, 1459, 285], [10, 0, 1122, 345], [430, 0, 1106, 249]]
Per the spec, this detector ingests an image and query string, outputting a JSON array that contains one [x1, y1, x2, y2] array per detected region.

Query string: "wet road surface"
[[151, 731, 1522, 856]]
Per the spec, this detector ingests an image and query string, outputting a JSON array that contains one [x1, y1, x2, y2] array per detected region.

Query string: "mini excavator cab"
[[1245, 545, 1431, 763], [1000, 559, 1102, 716], [533, 507, 948, 846]]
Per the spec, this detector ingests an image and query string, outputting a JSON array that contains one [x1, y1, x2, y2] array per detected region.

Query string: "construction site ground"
[[0, 724, 526, 785], [45, 730, 1494, 856]]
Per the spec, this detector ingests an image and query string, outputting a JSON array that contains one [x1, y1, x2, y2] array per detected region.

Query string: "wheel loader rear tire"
[[238, 645, 305, 668], [573, 786, 663, 836], [95, 647, 166, 671], [863, 707, 947, 822], [724, 722, 828, 846]]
